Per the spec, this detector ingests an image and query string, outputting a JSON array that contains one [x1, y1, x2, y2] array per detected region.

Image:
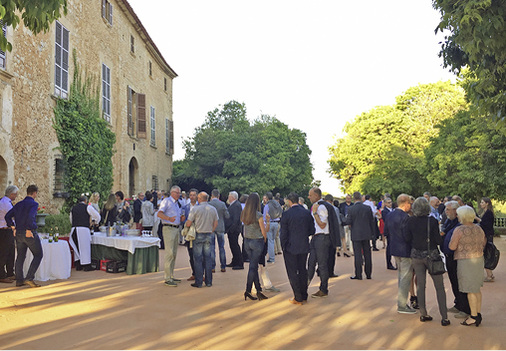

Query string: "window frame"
[[102, 63, 111, 122], [150, 106, 156, 146], [54, 21, 69, 99]]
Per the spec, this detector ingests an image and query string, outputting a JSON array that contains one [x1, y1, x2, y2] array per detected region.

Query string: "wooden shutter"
[[0, 22, 6, 68], [127, 87, 134, 136], [169, 120, 174, 155], [137, 93, 146, 138], [108, 3, 113, 25], [102, 0, 106, 19]]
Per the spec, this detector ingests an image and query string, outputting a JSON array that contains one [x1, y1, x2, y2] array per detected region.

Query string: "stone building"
[[0, 0, 177, 212]]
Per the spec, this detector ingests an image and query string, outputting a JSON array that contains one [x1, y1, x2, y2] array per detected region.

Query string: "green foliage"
[[424, 109, 506, 202], [0, 0, 67, 52], [45, 213, 72, 236], [53, 50, 115, 212], [433, 0, 506, 123], [328, 81, 467, 199], [175, 101, 313, 196]]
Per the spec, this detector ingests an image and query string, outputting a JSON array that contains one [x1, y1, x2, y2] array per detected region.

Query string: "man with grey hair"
[[158, 185, 186, 287], [225, 191, 243, 270], [429, 196, 441, 222], [0, 185, 19, 283], [441, 200, 471, 318]]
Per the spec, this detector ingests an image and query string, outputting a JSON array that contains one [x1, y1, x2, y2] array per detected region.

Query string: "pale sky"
[[128, 0, 456, 196]]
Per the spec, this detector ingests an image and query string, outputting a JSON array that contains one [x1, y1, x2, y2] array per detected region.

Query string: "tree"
[[424, 109, 506, 202], [0, 0, 67, 52], [175, 101, 313, 196], [433, 0, 506, 123], [328, 81, 467, 199]]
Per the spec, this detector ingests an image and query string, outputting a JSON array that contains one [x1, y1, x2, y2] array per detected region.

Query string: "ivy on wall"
[[53, 50, 116, 212]]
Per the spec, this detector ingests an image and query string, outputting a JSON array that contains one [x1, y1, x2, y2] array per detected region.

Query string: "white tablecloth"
[[91, 233, 160, 254], [22, 239, 71, 281]]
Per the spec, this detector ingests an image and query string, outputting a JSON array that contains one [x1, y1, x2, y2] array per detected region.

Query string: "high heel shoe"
[[343, 253, 350, 258], [461, 314, 481, 327], [244, 291, 258, 301], [257, 291, 268, 300], [420, 315, 433, 322]]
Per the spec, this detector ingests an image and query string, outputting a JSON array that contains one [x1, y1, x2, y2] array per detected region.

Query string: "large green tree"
[[174, 101, 313, 196], [328, 81, 467, 199], [433, 0, 506, 123], [424, 109, 506, 202], [0, 0, 67, 51]]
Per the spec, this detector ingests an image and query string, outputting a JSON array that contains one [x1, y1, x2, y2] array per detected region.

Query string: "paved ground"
[[1, 236, 505, 350]]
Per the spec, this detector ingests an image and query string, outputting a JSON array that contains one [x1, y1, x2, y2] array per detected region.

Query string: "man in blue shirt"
[[5, 184, 43, 288]]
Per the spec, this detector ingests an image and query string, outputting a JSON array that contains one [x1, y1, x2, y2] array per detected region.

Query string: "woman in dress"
[[449, 205, 487, 326], [241, 192, 269, 301], [141, 191, 155, 233], [477, 197, 495, 282], [89, 192, 101, 232], [101, 194, 118, 227], [406, 197, 449, 326]]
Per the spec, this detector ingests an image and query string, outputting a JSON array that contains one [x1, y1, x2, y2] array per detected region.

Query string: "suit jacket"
[[225, 200, 242, 234], [133, 199, 143, 222], [280, 204, 315, 255], [384, 208, 411, 257], [343, 201, 376, 241], [208, 198, 230, 233], [318, 200, 342, 248]]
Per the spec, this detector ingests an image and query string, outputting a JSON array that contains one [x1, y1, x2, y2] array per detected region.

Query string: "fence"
[[494, 217, 506, 228]]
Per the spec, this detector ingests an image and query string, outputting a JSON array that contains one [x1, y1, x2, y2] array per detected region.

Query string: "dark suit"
[[225, 200, 243, 268], [133, 199, 143, 223], [280, 204, 315, 302], [344, 201, 376, 279]]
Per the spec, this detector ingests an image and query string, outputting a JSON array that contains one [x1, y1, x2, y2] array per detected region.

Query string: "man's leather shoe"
[[372, 248, 380, 251], [289, 298, 303, 305], [187, 275, 195, 281], [211, 269, 215, 273], [0, 278, 13, 283], [16, 281, 26, 287], [226, 263, 234, 267], [232, 266, 244, 270], [221, 268, 226, 272], [350, 276, 362, 280], [366, 276, 372, 279], [387, 265, 398, 270], [25, 280, 41, 288], [190, 283, 202, 288]]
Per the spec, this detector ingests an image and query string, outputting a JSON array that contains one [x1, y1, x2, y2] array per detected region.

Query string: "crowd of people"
[[0, 184, 498, 328]]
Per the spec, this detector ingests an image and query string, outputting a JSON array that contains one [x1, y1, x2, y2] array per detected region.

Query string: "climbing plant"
[[53, 50, 115, 212]]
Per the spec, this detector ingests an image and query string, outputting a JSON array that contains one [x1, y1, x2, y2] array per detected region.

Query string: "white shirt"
[[0, 196, 13, 228], [159, 196, 182, 225], [363, 200, 378, 217], [312, 203, 329, 234], [69, 203, 101, 224]]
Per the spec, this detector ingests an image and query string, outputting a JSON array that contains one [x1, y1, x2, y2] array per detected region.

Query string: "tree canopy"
[[328, 81, 467, 199], [0, 0, 67, 52], [425, 109, 506, 202], [433, 0, 506, 123], [173, 101, 313, 196]]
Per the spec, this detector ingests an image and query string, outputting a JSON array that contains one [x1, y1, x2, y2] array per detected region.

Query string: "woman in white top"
[[141, 191, 155, 231]]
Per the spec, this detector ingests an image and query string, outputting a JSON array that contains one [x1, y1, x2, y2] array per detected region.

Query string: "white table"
[[22, 239, 71, 281], [90, 233, 160, 254]]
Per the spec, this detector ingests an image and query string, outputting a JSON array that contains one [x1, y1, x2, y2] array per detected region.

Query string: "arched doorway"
[[128, 157, 139, 198], [0, 156, 7, 191]]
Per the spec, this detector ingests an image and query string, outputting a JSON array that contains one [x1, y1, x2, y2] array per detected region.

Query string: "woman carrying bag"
[[406, 197, 450, 326]]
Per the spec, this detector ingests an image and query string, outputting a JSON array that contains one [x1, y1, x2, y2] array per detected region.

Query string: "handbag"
[[484, 241, 500, 270], [426, 217, 446, 275]]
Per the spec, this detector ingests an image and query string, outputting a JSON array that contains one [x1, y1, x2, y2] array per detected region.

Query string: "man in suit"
[[225, 191, 244, 270], [280, 192, 315, 305], [133, 192, 144, 229], [209, 189, 230, 273], [344, 191, 376, 280]]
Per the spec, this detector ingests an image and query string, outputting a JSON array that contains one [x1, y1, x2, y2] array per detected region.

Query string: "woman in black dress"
[[477, 197, 495, 282]]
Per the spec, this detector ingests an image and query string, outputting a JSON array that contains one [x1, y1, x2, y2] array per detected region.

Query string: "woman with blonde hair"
[[449, 205, 487, 326], [89, 192, 101, 231], [101, 194, 118, 227], [241, 192, 270, 301]]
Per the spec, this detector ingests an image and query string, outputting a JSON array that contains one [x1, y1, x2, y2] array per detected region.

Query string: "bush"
[[45, 214, 72, 237]]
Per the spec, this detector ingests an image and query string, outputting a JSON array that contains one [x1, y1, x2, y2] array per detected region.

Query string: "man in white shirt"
[[0, 185, 18, 283]]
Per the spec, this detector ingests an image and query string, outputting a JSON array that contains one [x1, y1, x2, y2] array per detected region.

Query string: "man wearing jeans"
[[263, 192, 281, 263], [5, 184, 42, 288], [185, 192, 218, 288], [384, 194, 416, 314], [208, 189, 229, 273], [158, 185, 185, 287]]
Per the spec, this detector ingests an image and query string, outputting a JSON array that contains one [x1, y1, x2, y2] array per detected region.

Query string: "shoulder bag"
[[426, 217, 446, 275]]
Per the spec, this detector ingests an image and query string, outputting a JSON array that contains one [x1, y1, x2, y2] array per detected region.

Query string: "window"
[[130, 35, 135, 53], [102, 0, 113, 25], [55, 21, 69, 98], [165, 119, 174, 155], [150, 106, 156, 146], [164, 77, 167, 92], [152, 175, 158, 191], [102, 64, 111, 122], [127, 87, 146, 138], [53, 157, 65, 193], [0, 21, 6, 69], [149, 61, 152, 77]]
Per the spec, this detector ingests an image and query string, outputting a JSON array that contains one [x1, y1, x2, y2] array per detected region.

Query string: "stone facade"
[[0, 0, 177, 212]]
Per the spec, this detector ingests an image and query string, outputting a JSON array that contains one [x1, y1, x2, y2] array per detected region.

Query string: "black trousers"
[[328, 246, 337, 275], [228, 231, 243, 267], [386, 236, 394, 267], [284, 251, 308, 302], [0, 228, 15, 278], [185, 241, 195, 276], [308, 235, 331, 294], [445, 254, 471, 314], [352, 240, 372, 278]]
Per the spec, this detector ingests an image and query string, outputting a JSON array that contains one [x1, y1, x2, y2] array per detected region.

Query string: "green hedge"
[[45, 214, 72, 236]]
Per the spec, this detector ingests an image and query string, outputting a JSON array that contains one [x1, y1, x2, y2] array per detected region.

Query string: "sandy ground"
[[1, 236, 506, 350]]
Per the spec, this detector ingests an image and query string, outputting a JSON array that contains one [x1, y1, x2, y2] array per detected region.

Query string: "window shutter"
[[137, 93, 146, 138], [0, 22, 6, 68], [169, 120, 174, 155], [127, 87, 134, 136], [102, 0, 106, 19]]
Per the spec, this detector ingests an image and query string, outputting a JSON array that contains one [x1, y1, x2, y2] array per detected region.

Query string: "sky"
[[127, 0, 456, 196]]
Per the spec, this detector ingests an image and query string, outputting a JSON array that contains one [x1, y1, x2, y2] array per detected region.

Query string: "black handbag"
[[484, 241, 500, 270], [426, 217, 446, 275]]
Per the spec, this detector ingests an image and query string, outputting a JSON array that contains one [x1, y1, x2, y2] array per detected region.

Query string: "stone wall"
[[0, 0, 176, 212]]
